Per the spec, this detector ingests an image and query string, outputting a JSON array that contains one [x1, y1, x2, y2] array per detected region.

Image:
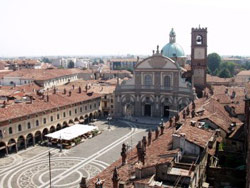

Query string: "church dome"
[[161, 28, 185, 58]]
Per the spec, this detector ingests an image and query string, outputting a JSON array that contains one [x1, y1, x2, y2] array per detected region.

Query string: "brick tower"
[[191, 26, 207, 96]]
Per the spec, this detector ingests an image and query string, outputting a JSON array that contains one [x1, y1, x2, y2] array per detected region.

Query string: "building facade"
[[114, 47, 195, 118], [0, 89, 101, 156]]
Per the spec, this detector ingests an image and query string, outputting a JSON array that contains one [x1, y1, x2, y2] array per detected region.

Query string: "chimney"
[[169, 117, 173, 127], [53, 87, 56, 94], [118, 182, 125, 188], [85, 84, 88, 92], [148, 130, 152, 146], [46, 95, 49, 102], [175, 114, 180, 123], [121, 143, 127, 165], [182, 110, 186, 119], [68, 91, 72, 97], [225, 88, 228, 94], [136, 141, 142, 161], [192, 101, 196, 110], [95, 178, 104, 188], [2, 101, 6, 108], [190, 121, 196, 126], [160, 123, 165, 135], [64, 88, 66, 94], [142, 136, 147, 151], [79, 86, 82, 93], [191, 109, 195, 118], [186, 106, 190, 116], [155, 128, 159, 139], [72, 85, 75, 90], [112, 167, 120, 188], [79, 176, 88, 188]]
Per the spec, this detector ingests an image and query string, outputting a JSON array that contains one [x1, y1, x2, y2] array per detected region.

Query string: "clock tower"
[[191, 26, 207, 93]]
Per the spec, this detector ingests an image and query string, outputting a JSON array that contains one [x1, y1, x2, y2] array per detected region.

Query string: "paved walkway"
[[0, 119, 157, 188]]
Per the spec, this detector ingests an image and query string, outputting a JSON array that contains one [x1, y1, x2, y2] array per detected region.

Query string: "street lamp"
[[107, 114, 112, 130], [48, 151, 52, 188]]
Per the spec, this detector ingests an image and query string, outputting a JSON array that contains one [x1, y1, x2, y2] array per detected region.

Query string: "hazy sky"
[[0, 0, 249, 57]]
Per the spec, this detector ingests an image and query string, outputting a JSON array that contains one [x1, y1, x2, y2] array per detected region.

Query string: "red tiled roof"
[[176, 122, 214, 148], [88, 126, 178, 187], [4, 69, 83, 81], [0, 88, 101, 123]]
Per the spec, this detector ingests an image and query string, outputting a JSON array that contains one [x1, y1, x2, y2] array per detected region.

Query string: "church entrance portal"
[[164, 106, 170, 118], [144, 104, 151, 116]]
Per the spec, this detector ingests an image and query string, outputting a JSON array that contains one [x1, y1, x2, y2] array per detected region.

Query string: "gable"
[[136, 55, 178, 70]]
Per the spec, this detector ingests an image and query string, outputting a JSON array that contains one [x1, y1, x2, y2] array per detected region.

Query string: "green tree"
[[208, 53, 221, 75], [218, 68, 231, 78], [67, 60, 75, 68], [42, 57, 51, 63], [219, 62, 236, 76]]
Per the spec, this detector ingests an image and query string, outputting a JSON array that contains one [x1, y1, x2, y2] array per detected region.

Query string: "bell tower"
[[191, 26, 207, 93]]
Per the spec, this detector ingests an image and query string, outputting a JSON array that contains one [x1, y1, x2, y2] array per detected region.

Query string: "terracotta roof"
[[176, 121, 214, 148], [0, 88, 101, 123], [88, 126, 178, 187], [237, 70, 250, 76], [4, 68, 83, 81], [207, 74, 231, 83]]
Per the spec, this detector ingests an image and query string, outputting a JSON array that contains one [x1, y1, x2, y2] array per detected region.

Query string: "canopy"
[[45, 124, 97, 141]]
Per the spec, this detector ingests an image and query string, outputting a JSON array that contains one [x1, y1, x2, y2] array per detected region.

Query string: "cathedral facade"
[[114, 28, 206, 118]]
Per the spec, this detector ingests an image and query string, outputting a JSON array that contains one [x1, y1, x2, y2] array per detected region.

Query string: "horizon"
[[0, 0, 249, 57]]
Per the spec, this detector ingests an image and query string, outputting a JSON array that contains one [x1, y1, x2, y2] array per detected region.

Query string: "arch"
[[7, 139, 16, 153], [144, 74, 152, 86], [26, 133, 34, 147], [94, 111, 98, 119], [34, 131, 42, 144], [0, 142, 6, 157], [42, 128, 49, 140], [50, 126, 56, 133], [56, 124, 62, 131], [17, 135, 26, 150], [68, 119, 74, 126], [84, 114, 89, 124], [62, 121, 68, 128], [89, 113, 93, 122], [123, 103, 134, 117], [177, 97, 190, 111], [164, 76, 171, 88], [98, 110, 102, 117], [74, 117, 79, 122]]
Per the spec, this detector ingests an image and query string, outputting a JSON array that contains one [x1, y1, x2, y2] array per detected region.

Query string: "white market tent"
[[45, 124, 98, 141]]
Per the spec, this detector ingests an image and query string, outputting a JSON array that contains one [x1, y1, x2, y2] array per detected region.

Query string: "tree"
[[218, 68, 231, 78], [67, 60, 75, 68], [219, 62, 236, 76], [208, 53, 221, 75], [42, 57, 51, 63]]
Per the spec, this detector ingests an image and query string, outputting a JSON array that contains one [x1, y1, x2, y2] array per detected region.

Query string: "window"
[[75, 109, 77, 114], [94, 103, 96, 108], [111, 99, 113, 103], [85, 106, 87, 110], [196, 35, 203, 45], [18, 124, 22, 131], [90, 105, 92, 110], [57, 114, 60, 120], [36, 120, 39, 126], [111, 105, 113, 108], [63, 112, 66, 117], [27, 122, 31, 129], [80, 107, 82, 113], [0, 130, 2, 138], [9, 127, 13, 134], [164, 76, 171, 88], [51, 116, 53, 122], [69, 110, 72, 116], [145, 75, 152, 86], [43, 118, 46, 124]]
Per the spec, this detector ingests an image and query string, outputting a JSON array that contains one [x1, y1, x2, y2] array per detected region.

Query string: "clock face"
[[194, 48, 205, 59]]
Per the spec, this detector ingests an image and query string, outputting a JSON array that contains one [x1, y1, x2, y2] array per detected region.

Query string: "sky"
[[0, 0, 249, 57]]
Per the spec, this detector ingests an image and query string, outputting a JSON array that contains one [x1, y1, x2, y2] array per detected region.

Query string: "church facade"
[[114, 28, 206, 118]]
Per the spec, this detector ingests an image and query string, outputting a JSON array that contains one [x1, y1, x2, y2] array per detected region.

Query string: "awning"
[[45, 124, 98, 141]]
